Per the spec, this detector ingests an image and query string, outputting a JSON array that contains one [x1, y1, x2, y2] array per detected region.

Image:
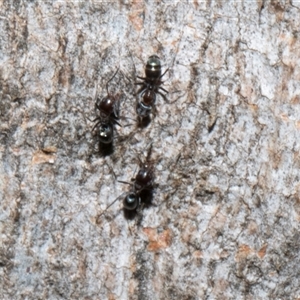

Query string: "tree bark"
[[1, 1, 300, 299]]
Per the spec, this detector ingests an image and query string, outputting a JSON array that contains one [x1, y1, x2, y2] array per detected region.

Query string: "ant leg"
[[92, 120, 103, 132], [86, 116, 100, 123], [136, 85, 148, 96], [118, 180, 133, 186], [119, 70, 132, 83], [136, 198, 143, 214], [114, 119, 122, 127], [149, 104, 156, 119], [158, 86, 169, 94], [97, 192, 126, 221], [95, 101, 102, 111], [159, 68, 169, 79], [157, 91, 170, 104]]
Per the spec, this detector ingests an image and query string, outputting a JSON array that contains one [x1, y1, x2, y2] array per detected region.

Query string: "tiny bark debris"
[[143, 227, 172, 251], [235, 244, 254, 262], [32, 150, 56, 165], [42, 146, 57, 154], [257, 244, 268, 259]]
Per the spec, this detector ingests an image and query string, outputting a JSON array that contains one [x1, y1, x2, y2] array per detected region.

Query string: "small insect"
[[92, 68, 121, 144], [97, 146, 155, 219], [135, 55, 169, 119], [120, 161, 154, 211]]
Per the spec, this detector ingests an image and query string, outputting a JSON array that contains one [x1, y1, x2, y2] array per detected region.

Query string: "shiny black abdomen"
[[145, 55, 162, 84]]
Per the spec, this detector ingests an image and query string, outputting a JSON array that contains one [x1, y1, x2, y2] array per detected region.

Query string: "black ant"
[[97, 146, 155, 220], [135, 55, 169, 120], [92, 68, 121, 145]]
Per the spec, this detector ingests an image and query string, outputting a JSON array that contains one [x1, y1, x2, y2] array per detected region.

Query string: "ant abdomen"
[[145, 55, 162, 83], [123, 193, 139, 210]]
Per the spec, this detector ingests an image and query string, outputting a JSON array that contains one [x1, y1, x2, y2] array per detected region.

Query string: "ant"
[[135, 55, 169, 120], [92, 68, 121, 145], [97, 145, 155, 220]]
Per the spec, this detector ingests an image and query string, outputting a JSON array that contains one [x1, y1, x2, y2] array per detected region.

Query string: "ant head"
[[99, 122, 114, 144], [97, 96, 115, 115], [135, 165, 153, 186], [123, 192, 140, 210]]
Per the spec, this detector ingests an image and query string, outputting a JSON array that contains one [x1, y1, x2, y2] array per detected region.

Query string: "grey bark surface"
[[1, 1, 300, 299]]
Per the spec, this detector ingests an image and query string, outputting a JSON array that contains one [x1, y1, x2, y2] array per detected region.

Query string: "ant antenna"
[[97, 194, 124, 220], [118, 180, 133, 186], [106, 67, 120, 95]]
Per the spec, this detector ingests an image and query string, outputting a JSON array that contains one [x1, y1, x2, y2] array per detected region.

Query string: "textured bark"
[[1, 1, 300, 299]]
